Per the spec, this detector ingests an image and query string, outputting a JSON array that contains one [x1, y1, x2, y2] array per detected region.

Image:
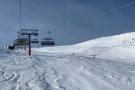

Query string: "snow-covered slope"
[[76, 32, 135, 47], [34, 32, 135, 63], [0, 32, 135, 90], [0, 50, 135, 90]]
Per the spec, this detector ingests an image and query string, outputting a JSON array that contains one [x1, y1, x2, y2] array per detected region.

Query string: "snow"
[[34, 32, 135, 62], [0, 32, 135, 90]]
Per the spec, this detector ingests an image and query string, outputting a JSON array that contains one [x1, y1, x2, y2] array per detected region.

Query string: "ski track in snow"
[[0, 51, 134, 90]]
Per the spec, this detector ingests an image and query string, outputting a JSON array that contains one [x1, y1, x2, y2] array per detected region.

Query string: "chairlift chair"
[[31, 39, 39, 43], [41, 31, 55, 46], [41, 38, 55, 46], [14, 38, 29, 46]]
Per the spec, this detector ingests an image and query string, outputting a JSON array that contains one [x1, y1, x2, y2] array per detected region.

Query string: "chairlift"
[[31, 39, 39, 43], [41, 31, 55, 46], [41, 38, 55, 46], [14, 38, 29, 45]]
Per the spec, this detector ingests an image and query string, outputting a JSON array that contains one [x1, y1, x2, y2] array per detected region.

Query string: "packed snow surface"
[[0, 32, 135, 90]]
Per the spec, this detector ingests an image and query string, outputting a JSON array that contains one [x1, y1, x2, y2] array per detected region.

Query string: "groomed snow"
[[0, 32, 135, 90]]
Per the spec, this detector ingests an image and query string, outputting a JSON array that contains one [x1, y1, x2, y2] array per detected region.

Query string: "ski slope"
[[34, 32, 135, 63], [0, 32, 135, 90]]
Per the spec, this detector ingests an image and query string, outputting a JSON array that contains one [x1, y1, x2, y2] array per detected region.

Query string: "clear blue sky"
[[0, 0, 135, 45]]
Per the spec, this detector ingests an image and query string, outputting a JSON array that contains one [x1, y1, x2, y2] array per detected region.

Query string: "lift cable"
[[20, 0, 22, 30]]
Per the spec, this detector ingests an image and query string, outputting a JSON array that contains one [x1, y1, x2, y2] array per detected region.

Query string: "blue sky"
[[0, 0, 135, 45]]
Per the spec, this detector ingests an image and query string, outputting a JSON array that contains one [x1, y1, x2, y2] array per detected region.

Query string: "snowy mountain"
[[0, 32, 135, 90]]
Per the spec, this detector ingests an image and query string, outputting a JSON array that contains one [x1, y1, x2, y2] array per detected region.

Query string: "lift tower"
[[17, 0, 39, 55], [20, 29, 38, 55]]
